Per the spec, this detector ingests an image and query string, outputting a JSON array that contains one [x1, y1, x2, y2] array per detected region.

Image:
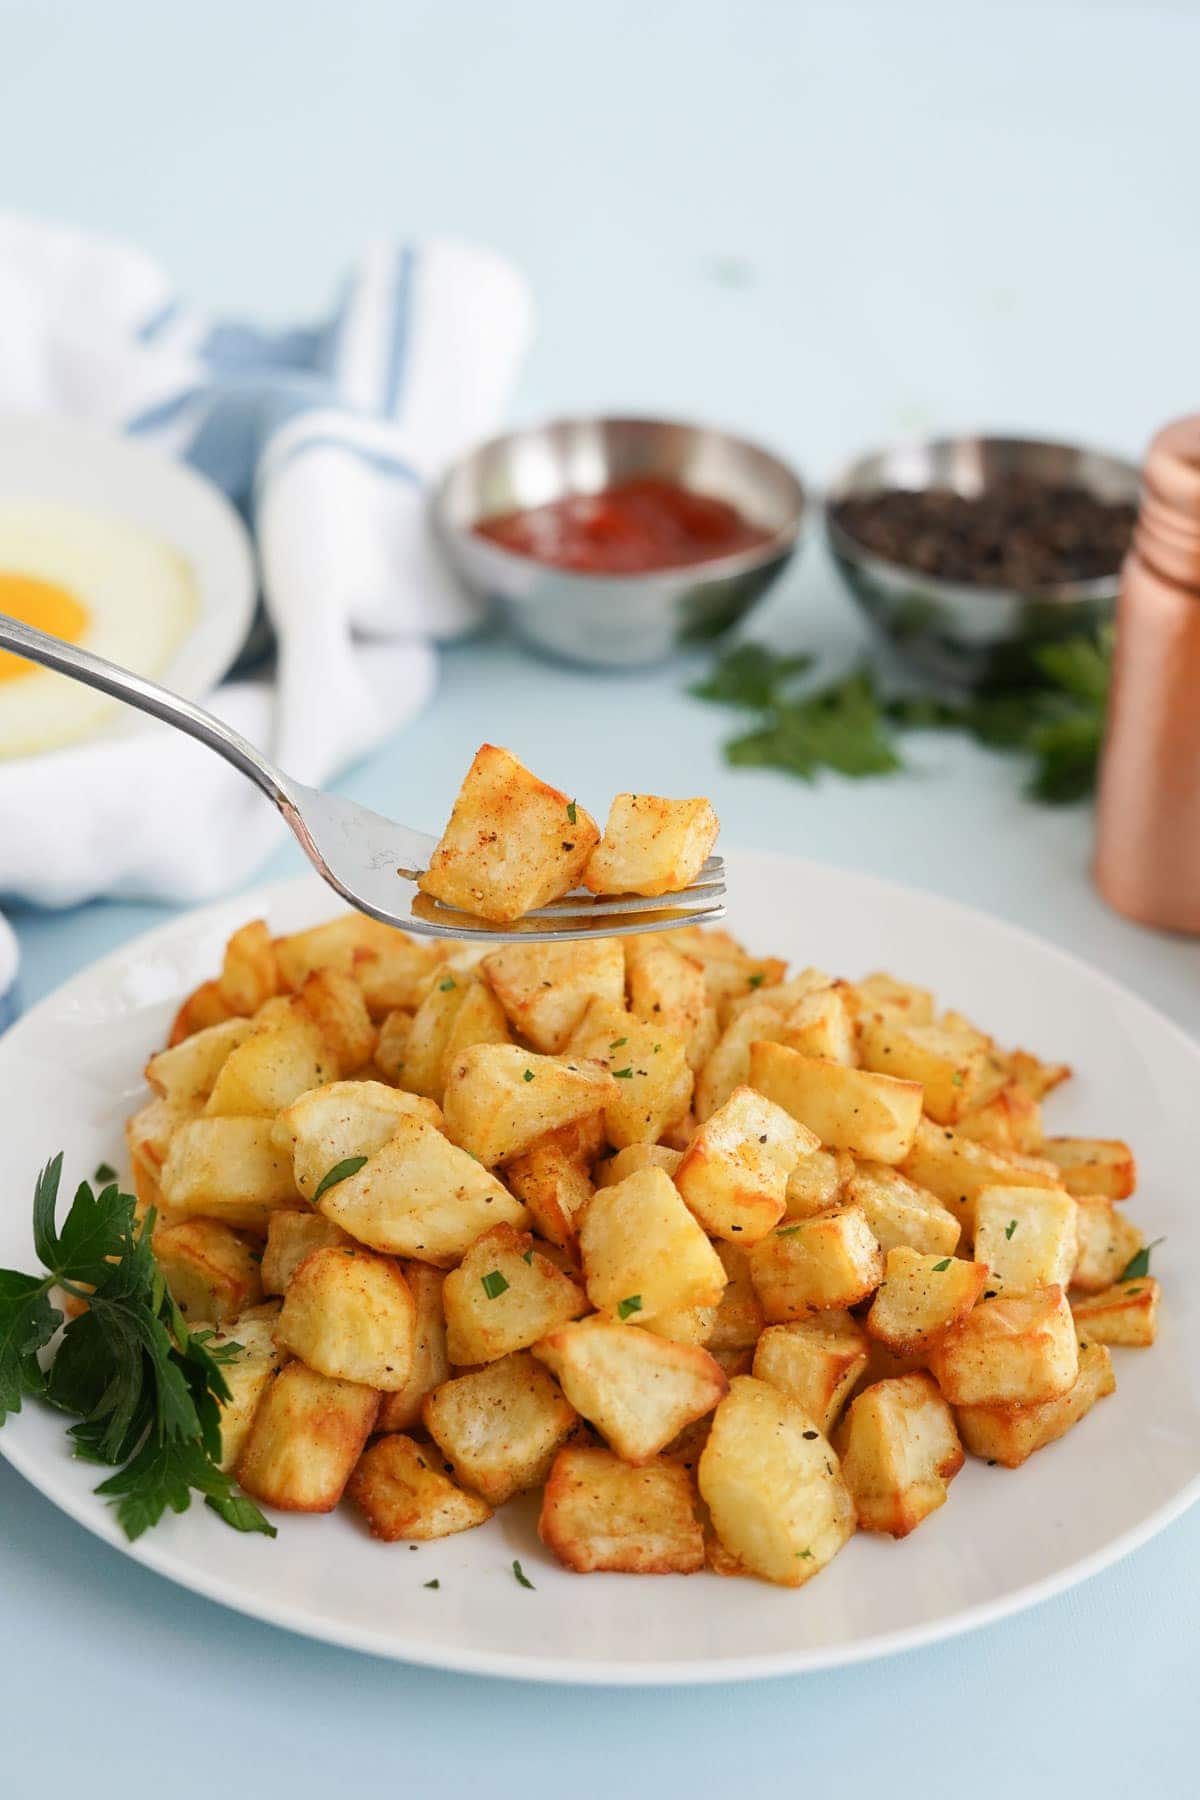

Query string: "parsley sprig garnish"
[[0, 1155, 275, 1543]]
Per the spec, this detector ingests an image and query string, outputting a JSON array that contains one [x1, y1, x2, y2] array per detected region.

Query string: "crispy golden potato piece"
[[422, 1351, 577, 1505], [674, 1084, 818, 1244], [261, 1210, 353, 1296], [955, 1082, 1043, 1155], [237, 1361, 380, 1511], [1071, 1278, 1160, 1347], [846, 972, 935, 1027], [1071, 1196, 1143, 1293], [1005, 1046, 1072, 1101], [583, 794, 719, 898], [418, 744, 600, 923], [899, 1119, 1065, 1237], [534, 1318, 727, 1463], [595, 1144, 683, 1188], [707, 1242, 765, 1351], [347, 1434, 492, 1541], [214, 919, 280, 1016], [539, 1444, 705, 1573], [126, 1092, 200, 1204], [276, 1078, 441, 1202], [169, 978, 236, 1046], [835, 1372, 963, 1537], [442, 1043, 616, 1167], [202, 1305, 285, 1472], [483, 938, 625, 1053], [145, 1018, 257, 1108], [397, 972, 510, 1103], [747, 1206, 883, 1320], [784, 1148, 851, 1220], [160, 1116, 298, 1232], [579, 1166, 727, 1323], [275, 1246, 417, 1390], [646, 1300, 718, 1345], [443, 1223, 587, 1364], [698, 1376, 855, 1587], [858, 1017, 990, 1125], [694, 1000, 786, 1121], [273, 914, 398, 997], [505, 1135, 594, 1250], [866, 1247, 988, 1355], [316, 1114, 528, 1266], [297, 968, 377, 1072], [956, 1342, 1114, 1467], [351, 925, 443, 1019], [626, 940, 714, 1071], [1040, 1137, 1137, 1200], [569, 1001, 693, 1149], [153, 1217, 263, 1323], [724, 967, 833, 1026], [377, 1264, 451, 1431], [929, 1285, 1078, 1407], [752, 1313, 869, 1436], [203, 1003, 335, 1120], [748, 1042, 923, 1164], [781, 986, 857, 1067], [972, 1186, 1078, 1291], [679, 939, 787, 1028], [373, 1008, 413, 1085], [845, 1160, 961, 1257]]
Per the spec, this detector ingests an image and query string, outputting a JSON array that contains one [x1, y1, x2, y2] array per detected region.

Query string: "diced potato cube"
[[276, 1078, 441, 1201], [443, 1223, 587, 1363], [297, 967, 377, 1072], [781, 986, 857, 1067], [168, 978, 235, 1045], [145, 1017, 256, 1107], [748, 1042, 923, 1164], [317, 1114, 528, 1266], [835, 1372, 963, 1536], [1071, 1278, 1160, 1347], [351, 925, 443, 1018], [534, 1318, 727, 1463], [275, 1246, 417, 1390], [1005, 1046, 1072, 1101], [439, 978, 511, 1088], [422, 1351, 577, 1505], [747, 1206, 883, 1320], [583, 794, 719, 898], [694, 1001, 785, 1121], [539, 1444, 705, 1574], [261, 1209, 354, 1295], [595, 1144, 683, 1188], [160, 1116, 298, 1232], [784, 1149, 851, 1219], [1040, 1137, 1137, 1200], [203, 1306, 285, 1472], [698, 1376, 856, 1587], [505, 1136, 594, 1250], [570, 1002, 693, 1149], [724, 968, 834, 1028], [204, 1003, 336, 1118], [846, 1160, 961, 1257], [674, 1084, 818, 1244], [153, 1217, 263, 1323], [1071, 1196, 1143, 1293], [396, 972, 471, 1100], [752, 1313, 869, 1436], [442, 1043, 616, 1167], [899, 1119, 1065, 1238], [929, 1285, 1078, 1407], [973, 1186, 1078, 1291], [955, 1082, 1043, 1155], [215, 919, 280, 1015], [956, 1342, 1115, 1467], [377, 1264, 451, 1431], [646, 1300, 718, 1345], [373, 1008, 413, 1085], [483, 937, 625, 1053], [858, 1018, 989, 1125], [418, 744, 600, 922], [866, 1247, 988, 1355], [707, 1242, 765, 1351], [579, 1166, 727, 1323], [626, 941, 714, 1071], [273, 913, 399, 996], [237, 1362, 381, 1511], [847, 972, 935, 1027], [347, 1434, 492, 1541]]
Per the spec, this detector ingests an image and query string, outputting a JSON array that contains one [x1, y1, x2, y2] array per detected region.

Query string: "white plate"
[[1, 853, 1197, 1685], [0, 412, 255, 740]]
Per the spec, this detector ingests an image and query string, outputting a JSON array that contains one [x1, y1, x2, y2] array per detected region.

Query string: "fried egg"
[[0, 500, 197, 758]]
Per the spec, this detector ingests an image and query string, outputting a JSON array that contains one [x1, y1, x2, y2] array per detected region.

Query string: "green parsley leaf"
[[566, 800, 577, 825], [1118, 1237, 1164, 1282], [776, 1224, 803, 1236], [512, 1558, 535, 1589], [206, 1491, 278, 1537], [799, 1548, 814, 1560], [522, 1248, 534, 1265], [609, 1037, 628, 1050], [481, 1270, 510, 1300], [94, 1161, 118, 1185], [612, 1067, 634, 1080], [617, 1295, 643, 1320], [523, 1069, 535, 1083], [951, 1070, 965, 1087], [424, 1578, 440, 1589], [931, 1257, 952, 1272], [312, 1156, 368, 1204], [689, 643, 814, 710], [439, 977, 457, 993], [747, 972, 765, 989], [1004, 1219, 1018, 1240]]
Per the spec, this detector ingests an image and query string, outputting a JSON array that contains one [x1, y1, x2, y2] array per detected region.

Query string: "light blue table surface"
[[3, 2, 1199, 1793]]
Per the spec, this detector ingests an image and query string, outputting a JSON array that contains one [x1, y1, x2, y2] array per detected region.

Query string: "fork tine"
[[407, 888, 726, 939], [523, 881, 727, 920]]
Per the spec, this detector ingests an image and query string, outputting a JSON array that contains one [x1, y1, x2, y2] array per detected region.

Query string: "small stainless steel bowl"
[[432, 416, 806, 667], [824, 435, 1140, 687]]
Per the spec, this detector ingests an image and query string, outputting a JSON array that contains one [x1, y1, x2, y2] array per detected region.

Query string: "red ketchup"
[[473, 476, 773, 574]]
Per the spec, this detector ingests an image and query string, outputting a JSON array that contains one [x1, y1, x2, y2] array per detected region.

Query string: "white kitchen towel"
[[0, 214, 534, 909]]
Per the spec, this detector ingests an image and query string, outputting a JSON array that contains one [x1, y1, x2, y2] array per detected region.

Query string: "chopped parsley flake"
[[522, 1248, 534, 1265], [523, 1068, 535, 1082], [612, 1066, 634, 1080], [439, 977, 456, 992], [512, 1558, 535, 1589], [424, 1579, 440, 1589], [610, 1037, 628, 1050], [1004, 1219, 1018, 1240], [566, 801, 577, 825], [1118, 1237, 1164, 1282], [747, 972, 765, 989], [617, 1295, 643, 1320], [94, 1161, 118, 1185], [932, 1257, 952, 1272], [312, 1155, 368, 1203], [481, 1270, 510, 1300]]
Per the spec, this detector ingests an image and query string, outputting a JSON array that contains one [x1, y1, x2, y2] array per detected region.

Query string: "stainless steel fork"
[[0, 614, 727, 943]]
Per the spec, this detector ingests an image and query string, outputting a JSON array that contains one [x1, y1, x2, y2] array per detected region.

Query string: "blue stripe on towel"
[[382, 246, 415, 416], [125, 387, 200, 435], [137, 296, 181, 342], [257, 431, 421, 493]]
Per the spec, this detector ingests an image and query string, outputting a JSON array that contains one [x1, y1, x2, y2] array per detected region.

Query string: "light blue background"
[[2, 2, 1198, 1792]]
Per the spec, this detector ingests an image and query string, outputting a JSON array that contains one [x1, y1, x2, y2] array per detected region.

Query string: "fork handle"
[[0, 611, 291, 808]]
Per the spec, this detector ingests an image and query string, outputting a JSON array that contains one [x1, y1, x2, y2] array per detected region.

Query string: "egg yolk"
[[0, 572, 90, 683]]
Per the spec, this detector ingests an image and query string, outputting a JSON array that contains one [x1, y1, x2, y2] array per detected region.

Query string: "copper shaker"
[[1094, 415, 1200, 931]]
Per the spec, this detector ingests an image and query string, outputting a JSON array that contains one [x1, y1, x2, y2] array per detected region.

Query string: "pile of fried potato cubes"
[[127, 910, 1159, 1584]]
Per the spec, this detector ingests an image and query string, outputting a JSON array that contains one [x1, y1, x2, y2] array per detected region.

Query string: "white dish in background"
[[0, 413, 255, 754], [0, 851, 1196, 1686]]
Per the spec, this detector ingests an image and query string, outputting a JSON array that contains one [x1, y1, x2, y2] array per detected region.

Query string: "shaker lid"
[[1136, 415, 1200, 588], [1144, 415, 1200, 517]]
